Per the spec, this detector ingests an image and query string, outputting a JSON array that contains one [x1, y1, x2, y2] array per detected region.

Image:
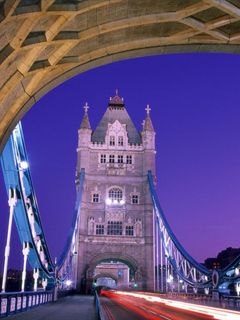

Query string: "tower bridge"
[[0, 91, 240, 319]]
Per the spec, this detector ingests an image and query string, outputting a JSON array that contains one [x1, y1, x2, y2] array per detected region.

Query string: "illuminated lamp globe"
[[19, 161, 29, 170], [65, 280, 72, 287], [106, 198, 112, 205]]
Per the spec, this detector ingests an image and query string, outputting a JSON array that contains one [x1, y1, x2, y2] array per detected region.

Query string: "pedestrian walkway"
[[8, 295, 96, 320]]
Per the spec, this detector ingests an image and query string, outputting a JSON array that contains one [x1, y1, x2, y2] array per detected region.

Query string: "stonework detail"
[[76, 93, 156, 291]]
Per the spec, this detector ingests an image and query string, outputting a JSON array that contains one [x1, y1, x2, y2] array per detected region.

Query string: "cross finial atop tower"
[[145, 104, 151, 115], [83, 102, 89, 113], [115, 88, 119, 96]]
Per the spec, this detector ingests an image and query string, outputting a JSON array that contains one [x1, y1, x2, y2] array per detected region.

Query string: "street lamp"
[[19, 160, 29, 170]]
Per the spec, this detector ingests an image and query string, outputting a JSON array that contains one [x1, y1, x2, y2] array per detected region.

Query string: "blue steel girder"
[[148, 171, 212, 289], [148, 170, 240, 290], [57, 168, 85, 286], [1, 123, 55, 283]]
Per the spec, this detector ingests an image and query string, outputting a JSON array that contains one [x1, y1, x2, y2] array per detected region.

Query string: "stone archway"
[[1, 0, 240, 149], [94, 273, 118, 283], [82, 252, 142, 292], [93, 273, 118, 288]]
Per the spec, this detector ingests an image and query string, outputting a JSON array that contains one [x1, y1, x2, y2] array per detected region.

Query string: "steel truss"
[[148, 170, 240, 293], [1, 123, 55, 288], [1, 122, 85, 291]]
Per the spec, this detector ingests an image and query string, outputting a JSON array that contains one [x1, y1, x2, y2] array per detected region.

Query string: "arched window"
[[118, 136, 124, 146], [108, 187, 123, 203], [110, 136, 115, 146]]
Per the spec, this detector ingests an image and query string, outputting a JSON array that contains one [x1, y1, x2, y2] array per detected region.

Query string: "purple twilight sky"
[[0, 53, 240, 270]]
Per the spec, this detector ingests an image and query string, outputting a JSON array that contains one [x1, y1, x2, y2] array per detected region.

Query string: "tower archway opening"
[[93, 260, 131, 290]]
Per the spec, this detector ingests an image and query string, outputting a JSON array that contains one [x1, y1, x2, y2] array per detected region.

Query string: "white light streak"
[[115, 291, 240, 320]]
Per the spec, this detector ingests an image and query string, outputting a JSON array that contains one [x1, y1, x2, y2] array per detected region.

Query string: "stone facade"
[[75, 93, 156, 292]]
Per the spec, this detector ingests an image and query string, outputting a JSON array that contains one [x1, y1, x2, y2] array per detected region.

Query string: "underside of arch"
[[88, 252, 139, 273], [93, 273, 118, 283], [1, 0, 240, 150]]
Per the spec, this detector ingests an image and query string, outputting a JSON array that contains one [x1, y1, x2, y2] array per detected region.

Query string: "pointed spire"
[[80, 102, 91, 130], [143, 104, 154, 132]]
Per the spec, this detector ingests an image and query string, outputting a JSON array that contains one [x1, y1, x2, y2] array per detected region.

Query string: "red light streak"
[[111, 291, 240, 320]]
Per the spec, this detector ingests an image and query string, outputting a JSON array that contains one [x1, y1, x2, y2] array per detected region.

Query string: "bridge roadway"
[[6, 291, 240, 319], [7, 295, 96, 320]]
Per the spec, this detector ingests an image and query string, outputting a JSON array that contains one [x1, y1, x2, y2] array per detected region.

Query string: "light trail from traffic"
[[101, 290, 214, 319], [113, 291, 240, 320]]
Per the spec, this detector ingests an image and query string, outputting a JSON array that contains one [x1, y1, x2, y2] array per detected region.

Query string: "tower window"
[[118, 136, 124, 146], [126, 226, 134, 236], [110, 136, 115, 146], [126, 155, 132, 164], [96, 224, 104, 235], [109, 155, 115, 163], [109, 187, 123, 202], [118, 155, 123, 163], [92, 193, 100, 203], [100, 154, 106, 163], [107, 221, 122, 235], [131, 194, 139, 204]]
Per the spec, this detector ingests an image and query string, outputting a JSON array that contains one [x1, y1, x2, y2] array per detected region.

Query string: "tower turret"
[[76, 102, 92, 186], [142, 104, 156, 175], [79, 102, 91, 136]]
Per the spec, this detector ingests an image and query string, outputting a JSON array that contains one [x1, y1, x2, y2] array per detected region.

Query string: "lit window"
[[107, 221, 122, 235], [109, 188, 123, 203], [118, 136, 124, 146], [132, 194, 139, 204], [96, 225, 104, 235], [118, 155, 123, 163], [109, 155, 115, 163], [110, 136, 115, 146], [126, 155, 132, 164], [126, 226, 134, 236], [100, 154, 106, 163], [92, 193, 100, 203]]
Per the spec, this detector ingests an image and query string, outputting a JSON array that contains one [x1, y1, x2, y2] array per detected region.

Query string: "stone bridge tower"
[[75, 92, 156, 292]]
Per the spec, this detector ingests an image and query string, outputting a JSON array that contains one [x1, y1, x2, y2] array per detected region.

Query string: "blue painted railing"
[[0, 290, 53, 318]]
